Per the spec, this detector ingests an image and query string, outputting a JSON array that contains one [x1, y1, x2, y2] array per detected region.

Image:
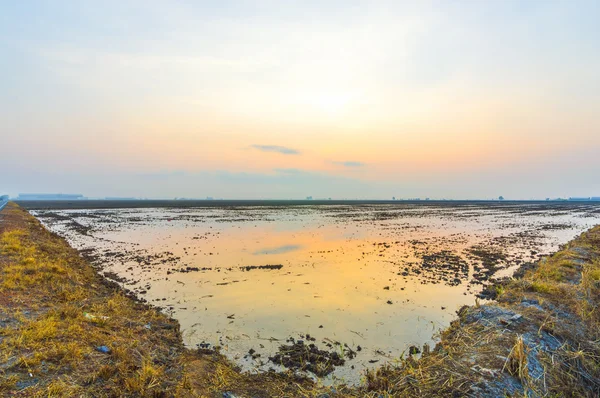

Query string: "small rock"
[[96, 346, 111, 354]]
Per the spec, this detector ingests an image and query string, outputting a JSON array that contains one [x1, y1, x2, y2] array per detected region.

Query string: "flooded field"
[[32, 202, 600, 384]]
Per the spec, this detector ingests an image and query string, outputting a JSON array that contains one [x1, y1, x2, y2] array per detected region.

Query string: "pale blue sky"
[[1, 1, 599, 199]]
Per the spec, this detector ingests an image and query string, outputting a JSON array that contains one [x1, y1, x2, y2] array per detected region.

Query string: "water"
[[32, 203, 600, 384]]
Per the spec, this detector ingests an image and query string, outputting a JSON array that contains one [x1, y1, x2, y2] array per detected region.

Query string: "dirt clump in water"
[[269, 340, 348, 376]]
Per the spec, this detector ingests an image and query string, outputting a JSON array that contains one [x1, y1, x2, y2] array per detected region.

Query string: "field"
[[2, 202, 599, 396]]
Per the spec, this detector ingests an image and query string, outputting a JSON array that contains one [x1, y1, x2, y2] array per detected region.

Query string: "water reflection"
[[33, 203, 600, 384], [253, 244, 303, 255]]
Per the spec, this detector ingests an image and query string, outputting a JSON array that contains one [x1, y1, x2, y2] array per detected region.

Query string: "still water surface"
[[33, 203, 600, 383]]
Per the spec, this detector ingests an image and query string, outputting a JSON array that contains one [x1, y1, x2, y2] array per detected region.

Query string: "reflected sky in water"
[[34, 203, 600, 384], [253, 244, 303, 255]]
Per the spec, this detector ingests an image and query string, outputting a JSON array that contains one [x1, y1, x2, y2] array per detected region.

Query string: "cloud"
[[333, 161, 365, 167], [251, 145, 299, 155]]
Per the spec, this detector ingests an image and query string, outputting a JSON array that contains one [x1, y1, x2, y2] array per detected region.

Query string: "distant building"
[[17, 193, 85, 200]]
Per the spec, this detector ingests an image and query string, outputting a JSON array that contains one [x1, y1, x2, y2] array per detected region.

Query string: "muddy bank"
[[363, 226, 600, 397], [1, 202, 599, 397], [30, 202, 600, 383], [0, 203, 318, 397]]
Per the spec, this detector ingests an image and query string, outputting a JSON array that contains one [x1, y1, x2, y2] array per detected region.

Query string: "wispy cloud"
[[333, 161, 365, 167], [251, 145, 299, 155]]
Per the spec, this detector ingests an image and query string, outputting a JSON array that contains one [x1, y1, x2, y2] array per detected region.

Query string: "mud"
[[269, 340, 347, 377], [30, 202, 600, 382]]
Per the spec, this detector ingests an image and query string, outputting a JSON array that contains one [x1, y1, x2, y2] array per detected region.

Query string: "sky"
[[1, 0, 599, 199]]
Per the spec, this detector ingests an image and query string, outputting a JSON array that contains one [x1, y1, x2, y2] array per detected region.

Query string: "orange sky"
[[1, 1, 599, 198]]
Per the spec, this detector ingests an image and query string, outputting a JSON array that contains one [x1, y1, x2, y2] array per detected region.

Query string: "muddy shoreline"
[[30, 202, 600, 384], [2, 202, 599, 396]]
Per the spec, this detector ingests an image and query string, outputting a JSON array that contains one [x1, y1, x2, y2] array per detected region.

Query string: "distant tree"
[[499, 196, 504, 201]]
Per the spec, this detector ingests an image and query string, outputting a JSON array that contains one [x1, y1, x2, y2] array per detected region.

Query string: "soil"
[[269, 340, 346, 377]]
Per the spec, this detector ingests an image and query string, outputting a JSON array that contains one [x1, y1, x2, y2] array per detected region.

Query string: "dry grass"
[[0, 204, 187, 396], [503, 335, 528, 381]]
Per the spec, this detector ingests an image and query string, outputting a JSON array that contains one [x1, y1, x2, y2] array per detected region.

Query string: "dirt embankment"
[[1, 203, 599, 397]]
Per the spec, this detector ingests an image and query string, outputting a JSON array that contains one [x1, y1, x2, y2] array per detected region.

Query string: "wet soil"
[[269, 340, 347, 377], [30, 202, 600, 381]]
